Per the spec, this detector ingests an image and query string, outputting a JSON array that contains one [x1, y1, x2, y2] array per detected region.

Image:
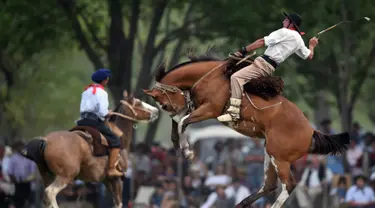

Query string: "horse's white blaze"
[[140, 101, 159, 121], [271, 183, 289, 208]]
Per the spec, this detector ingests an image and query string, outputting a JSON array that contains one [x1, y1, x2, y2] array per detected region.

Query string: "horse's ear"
[[123, 90, 128, 98]]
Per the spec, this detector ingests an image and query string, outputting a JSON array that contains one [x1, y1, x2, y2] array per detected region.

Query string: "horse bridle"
[[150, 62, 227, 118], [109, 99, 153, 123], [152, 82, 194, 118]]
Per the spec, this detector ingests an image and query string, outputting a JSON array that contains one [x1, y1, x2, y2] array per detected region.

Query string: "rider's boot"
[[217, 98, 241, 122], [107, 148, 124, 177]]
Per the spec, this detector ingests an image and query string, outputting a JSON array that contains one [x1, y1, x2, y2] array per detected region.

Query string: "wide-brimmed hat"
[[283, 11, 303, 34]]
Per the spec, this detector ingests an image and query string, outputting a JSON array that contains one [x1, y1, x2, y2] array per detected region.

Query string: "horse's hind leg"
[[236, 149, 278, 208], [43, 176, 69, 208], [104, 177, 123, 208], [270, 160, 296, 208]]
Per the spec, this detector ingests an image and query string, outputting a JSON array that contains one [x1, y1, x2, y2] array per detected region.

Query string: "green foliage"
[[0, 50, 91, 138], [1, 0, 375, 140]]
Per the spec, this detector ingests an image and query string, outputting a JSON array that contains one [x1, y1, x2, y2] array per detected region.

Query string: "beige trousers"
[[230, 56, 275, 99]]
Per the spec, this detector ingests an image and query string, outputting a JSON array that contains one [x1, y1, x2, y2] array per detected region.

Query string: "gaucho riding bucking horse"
[[21, 69, 159, 208], [143, 11, 350, 208]]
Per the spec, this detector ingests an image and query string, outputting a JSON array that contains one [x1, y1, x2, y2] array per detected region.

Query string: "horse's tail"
[[309, 130, 351, 155], [21, 138, 49, 170]]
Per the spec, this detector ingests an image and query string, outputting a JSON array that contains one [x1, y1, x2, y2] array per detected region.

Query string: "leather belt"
[[80, 112, 101, 121], [261, 55, 278, 69]]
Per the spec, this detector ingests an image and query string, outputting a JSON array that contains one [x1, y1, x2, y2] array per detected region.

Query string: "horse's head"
[[143, 53, 223, 121], [142, 86, 186, 116], [114, 90, 159, 123]]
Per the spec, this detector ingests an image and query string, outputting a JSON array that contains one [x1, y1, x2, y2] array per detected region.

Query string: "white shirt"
[[345, 185, 375, 204], [298, 166, 333, 188], [200, 185, 251, 208], [80, 85, 109, 120], [346, 146, 363, 167], [225, 185, 251, 205], [264, 28, 311, 64]]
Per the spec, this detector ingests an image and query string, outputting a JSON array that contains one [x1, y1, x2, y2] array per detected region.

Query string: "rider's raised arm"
[[296, 37, 318, 60], [96, 89, 109, 118]]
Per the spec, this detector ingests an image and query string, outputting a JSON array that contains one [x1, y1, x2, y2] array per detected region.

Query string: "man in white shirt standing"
[[77, 68, 123, 177], [218, 11, 319, 122], [345, 175, 375, 207]]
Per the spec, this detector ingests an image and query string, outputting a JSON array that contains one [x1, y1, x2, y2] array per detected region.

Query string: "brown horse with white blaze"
[[143, 53, 350, 208], [21, 91, 159, 208]]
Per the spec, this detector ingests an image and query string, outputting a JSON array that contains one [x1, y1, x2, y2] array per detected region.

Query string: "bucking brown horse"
[[143, 52, 350, 208], [21, 90, 159, 208]]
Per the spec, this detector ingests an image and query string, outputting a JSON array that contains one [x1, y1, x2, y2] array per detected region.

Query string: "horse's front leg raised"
[[171, 120, 183, 157], [177, 104, 218, 160]]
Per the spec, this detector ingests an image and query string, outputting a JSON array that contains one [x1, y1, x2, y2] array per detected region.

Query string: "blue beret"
[[91, 69, 112, 83]]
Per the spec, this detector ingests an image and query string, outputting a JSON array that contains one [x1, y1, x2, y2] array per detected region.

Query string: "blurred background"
[[1, 0, 375, 207]]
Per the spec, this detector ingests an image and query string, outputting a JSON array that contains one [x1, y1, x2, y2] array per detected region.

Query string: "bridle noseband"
[[152, 82, 194, 118]]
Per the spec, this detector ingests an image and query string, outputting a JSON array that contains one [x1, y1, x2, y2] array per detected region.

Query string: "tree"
[[0, 0, 72, 139], [292, 0, 375, 132]]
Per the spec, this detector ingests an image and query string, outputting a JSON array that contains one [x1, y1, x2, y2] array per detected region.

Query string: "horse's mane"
[[155, 46, 223, 82]]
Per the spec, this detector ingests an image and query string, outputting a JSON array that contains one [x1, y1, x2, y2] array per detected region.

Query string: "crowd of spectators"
[[1, 116, 375, 208]]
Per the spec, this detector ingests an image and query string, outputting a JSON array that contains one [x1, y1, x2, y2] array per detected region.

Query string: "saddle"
[[69, 126, 125, 157]]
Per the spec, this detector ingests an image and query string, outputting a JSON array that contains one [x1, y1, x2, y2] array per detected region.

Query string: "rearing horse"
[[21, 90, 159, 208], [143, 53, 350, 208]]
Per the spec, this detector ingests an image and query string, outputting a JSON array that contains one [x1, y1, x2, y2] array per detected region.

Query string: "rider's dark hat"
[[283, 11, 303, 35], [91, 68, 112, 83]]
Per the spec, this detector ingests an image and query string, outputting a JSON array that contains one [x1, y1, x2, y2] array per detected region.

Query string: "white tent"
[[184, 122, 254, 162], [186, 124, 249, 145]]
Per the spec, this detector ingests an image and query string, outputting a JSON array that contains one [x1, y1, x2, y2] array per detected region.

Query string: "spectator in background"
[[225, 178, 251, 206], [320, 118, 335, 134], [7, 140, 37, 208], [362, 132, 375, 151], [351, 122, 365, 145], [347, 140, 363, 174], [161, 179, 187, 208], [245, 139, 264, 193], [345, 175, 375, 208], [150, 182, 164, 208], [320, 118, 345, 175], [330, 176, 349, 207], [211, 141, 226, 172], [223, 139, 244, 167], [200, 184, 234, 208], [295, 157, 333, 208], [182, 175, 201, 207], [2, 146, 12, 183], [134, 143, 151, 176], [0, 145, 11, 208]]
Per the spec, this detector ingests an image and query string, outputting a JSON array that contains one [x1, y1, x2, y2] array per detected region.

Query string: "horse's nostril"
[[162, 105, 167, 110]]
